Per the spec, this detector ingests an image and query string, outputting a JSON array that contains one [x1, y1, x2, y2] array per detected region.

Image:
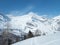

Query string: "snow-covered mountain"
[[0, 12, 60, 36], [52, 16, 60, 31], [0, 13, 10, 34], [1, 12, 60, 45], [8, 12, 51, 35]]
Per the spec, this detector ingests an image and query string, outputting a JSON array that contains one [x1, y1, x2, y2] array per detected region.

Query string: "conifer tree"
[[27, 31, 34, 38]]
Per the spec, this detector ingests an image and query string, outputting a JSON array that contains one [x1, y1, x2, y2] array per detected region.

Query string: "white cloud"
[[7, 5, 34, 16]]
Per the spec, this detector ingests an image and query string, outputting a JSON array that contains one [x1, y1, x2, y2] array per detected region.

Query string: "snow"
[[0, 14, 6, 29], [9, 12, 55, 35], [9, 14, 32, 29], [51, 15, 60, 31], [0, 12, 60, 45], [0, 12, 60, 36], [12, 32, 60, 45], [0, 15, 4, 20]]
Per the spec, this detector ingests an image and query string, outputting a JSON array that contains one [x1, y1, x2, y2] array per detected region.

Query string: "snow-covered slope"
[[0, 12, 60, 36], [9, 12, 59, 35], [12, 32, 60, 45], [0, 13, 10, 34], [52, 16, 60, 31]]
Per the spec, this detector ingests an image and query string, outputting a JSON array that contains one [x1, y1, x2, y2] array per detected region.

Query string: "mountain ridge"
[[0, 12, 60, 35]]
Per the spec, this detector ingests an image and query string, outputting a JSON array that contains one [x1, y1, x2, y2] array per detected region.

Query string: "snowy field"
[[12, 32, 60, 45]]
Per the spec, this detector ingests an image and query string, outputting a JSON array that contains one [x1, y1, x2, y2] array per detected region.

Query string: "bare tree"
[[35, 29, 41, 36], [2, 21, 10, 45]]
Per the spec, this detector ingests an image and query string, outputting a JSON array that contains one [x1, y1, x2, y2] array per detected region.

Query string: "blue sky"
[[0, 0, 60, 17]]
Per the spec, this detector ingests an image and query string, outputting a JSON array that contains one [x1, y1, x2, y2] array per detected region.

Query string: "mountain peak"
[[25, 12, 39, 18], [28, 12, 37, 16], [0, 13, 10, 21], [53, 15, 60, 20]]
